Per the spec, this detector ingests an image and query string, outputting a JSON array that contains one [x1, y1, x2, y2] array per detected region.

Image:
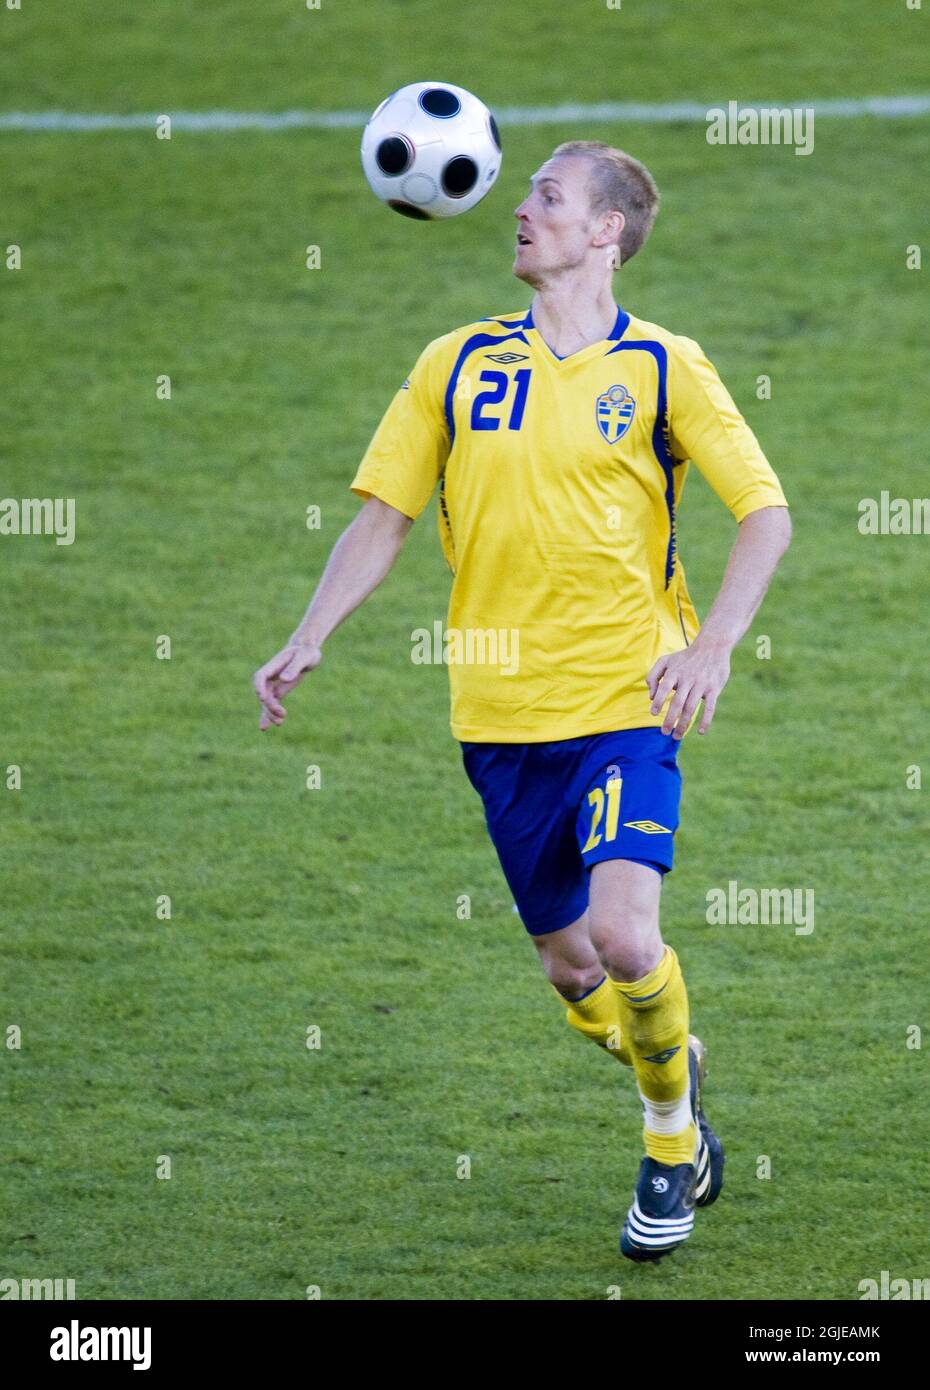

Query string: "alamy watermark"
[[858, 491, 930, 535], [0, 497, 75, 545], [706, 101, 814, 157], [705, 879, 814, 935], [859, 1270, 930, 1300], [411, 621, 519, 675], [0, 1276, 76, 1299]]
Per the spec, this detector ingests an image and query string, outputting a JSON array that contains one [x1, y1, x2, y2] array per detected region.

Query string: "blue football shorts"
[[460, 728, 682, 937]]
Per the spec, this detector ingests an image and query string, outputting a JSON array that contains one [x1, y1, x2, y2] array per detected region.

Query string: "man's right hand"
[[252, 497, 413, 732], [253, 643, 322, 730]]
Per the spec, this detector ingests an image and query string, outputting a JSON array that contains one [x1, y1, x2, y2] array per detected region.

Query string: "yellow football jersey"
[[350, 305, 788, 742]]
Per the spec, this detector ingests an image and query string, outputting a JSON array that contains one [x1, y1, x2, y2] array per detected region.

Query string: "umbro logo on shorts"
[[643, 1046, 682, 1064], [624, 819, 671, 834]]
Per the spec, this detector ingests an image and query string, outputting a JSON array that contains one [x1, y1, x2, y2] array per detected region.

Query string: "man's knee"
[[588, 861, 664, 981], [589, 904, 663, 983], [533, 937, 603, 999]]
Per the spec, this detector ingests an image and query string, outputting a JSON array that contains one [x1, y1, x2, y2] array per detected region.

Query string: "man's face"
[[513, 156, 600, 285]]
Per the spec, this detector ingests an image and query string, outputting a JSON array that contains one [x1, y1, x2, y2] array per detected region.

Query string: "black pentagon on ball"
[[388, 200, 433, 220], [488, 113, 502, 151], [419, 87, 461, 119], [442, 156, 479, 198], [376, 135, 413, 176]]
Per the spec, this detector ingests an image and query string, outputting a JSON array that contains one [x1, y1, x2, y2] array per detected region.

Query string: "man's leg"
[[587, 859, 695, 1166], [532, 911, 633, 1067]]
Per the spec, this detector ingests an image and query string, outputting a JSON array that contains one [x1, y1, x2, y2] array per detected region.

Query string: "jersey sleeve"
[[668, 336, 788, 520], [349, 334, 453, 520]]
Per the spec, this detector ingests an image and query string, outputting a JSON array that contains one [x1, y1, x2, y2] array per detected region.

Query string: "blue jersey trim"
[[609, 307, 631, 341], [522, 304, 629, 348], [606, 338, 678, 587], [445, 329, 530, 443]]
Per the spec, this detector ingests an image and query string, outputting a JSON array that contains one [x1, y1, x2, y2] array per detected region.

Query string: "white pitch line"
[[0, 95, 929, 132]]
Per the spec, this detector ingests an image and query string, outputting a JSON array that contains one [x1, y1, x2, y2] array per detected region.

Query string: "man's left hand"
[[646, 635, 732, 739]]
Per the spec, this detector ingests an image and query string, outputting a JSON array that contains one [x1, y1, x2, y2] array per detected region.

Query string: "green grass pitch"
[[1, 0, 928, 1299]]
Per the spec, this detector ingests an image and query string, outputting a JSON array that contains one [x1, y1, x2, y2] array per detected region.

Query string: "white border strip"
[[1, 95, 929, 132]]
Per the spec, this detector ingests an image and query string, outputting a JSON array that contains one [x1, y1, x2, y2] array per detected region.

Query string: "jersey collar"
[[522, 303, 630, 364]]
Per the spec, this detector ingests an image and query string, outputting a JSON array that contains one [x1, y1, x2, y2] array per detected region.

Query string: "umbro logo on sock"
[[643, 1045, 682, 1064]]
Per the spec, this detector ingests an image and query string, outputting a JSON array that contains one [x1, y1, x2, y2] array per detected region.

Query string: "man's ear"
[[593, 209, 625, 250]]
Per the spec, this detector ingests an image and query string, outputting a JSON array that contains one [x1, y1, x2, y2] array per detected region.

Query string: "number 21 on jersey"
[[471, 369, 531, 431]]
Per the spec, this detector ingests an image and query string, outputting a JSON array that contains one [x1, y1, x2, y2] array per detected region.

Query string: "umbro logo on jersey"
[[596, 383, 636, 443], [643, 1046, 682, 1065], [624, 819, 671, 834], [484, 352, 529, 364]]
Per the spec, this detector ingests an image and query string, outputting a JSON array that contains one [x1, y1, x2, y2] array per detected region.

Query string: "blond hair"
[[551, 140, 659, 265]]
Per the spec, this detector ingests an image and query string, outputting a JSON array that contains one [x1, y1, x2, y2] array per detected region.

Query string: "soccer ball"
[[360, 81, 502, 220]]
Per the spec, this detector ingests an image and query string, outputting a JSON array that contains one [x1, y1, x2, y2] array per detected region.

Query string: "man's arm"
[[647, 504, 792, 739], [252, 496, 412, 730]]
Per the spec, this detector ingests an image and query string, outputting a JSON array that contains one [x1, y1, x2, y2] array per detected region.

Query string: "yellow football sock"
[[612, 946, 696, 1165], [553, 975, 633, 1067]]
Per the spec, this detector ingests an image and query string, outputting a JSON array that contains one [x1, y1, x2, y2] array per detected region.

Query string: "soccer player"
[[253, 141, 791, 1260]]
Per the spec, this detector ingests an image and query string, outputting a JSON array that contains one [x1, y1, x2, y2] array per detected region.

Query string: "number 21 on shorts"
[[581, 774, 622, 852]]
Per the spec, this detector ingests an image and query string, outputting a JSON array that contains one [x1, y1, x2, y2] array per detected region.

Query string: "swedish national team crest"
[[596, 383, 636, 443]]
